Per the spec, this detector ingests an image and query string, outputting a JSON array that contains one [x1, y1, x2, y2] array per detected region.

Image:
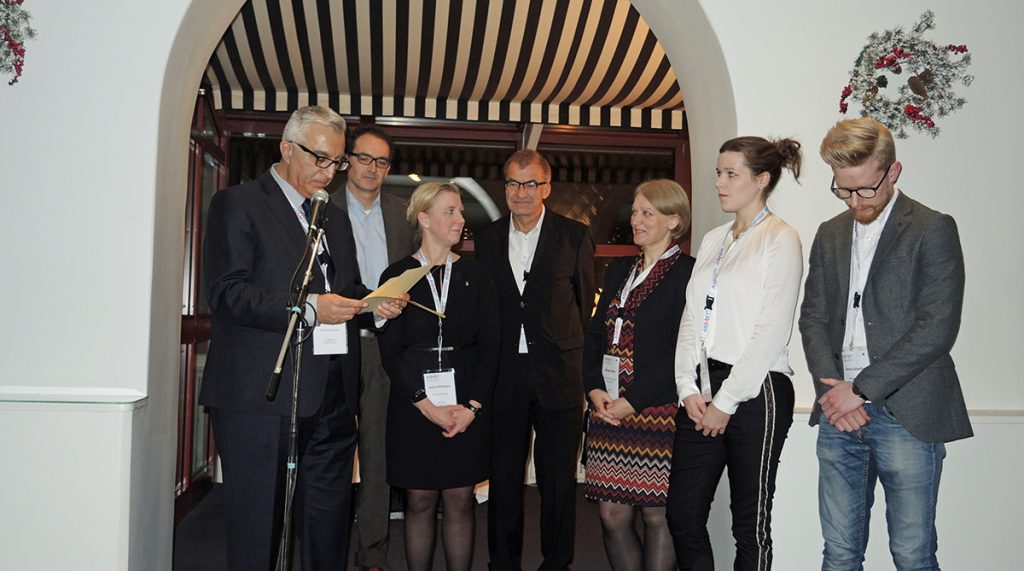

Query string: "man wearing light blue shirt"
[[334, 126, 416, 571]]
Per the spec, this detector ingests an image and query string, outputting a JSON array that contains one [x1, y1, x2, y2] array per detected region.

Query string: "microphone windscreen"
[[311, 189, 330, 203]]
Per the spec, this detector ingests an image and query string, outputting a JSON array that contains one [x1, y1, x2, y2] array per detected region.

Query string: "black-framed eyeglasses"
[[291, 140, 349, 171], [504, 179, 549, 192], [349, 152, 392, 169], [831, 162, 893, 199]]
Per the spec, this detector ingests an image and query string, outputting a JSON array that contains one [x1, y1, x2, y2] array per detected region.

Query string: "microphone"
[[307, 189, 330, 231]]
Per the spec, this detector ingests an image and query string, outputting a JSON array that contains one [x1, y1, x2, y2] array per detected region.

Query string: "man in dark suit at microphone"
[[201, 105, 404, 571]]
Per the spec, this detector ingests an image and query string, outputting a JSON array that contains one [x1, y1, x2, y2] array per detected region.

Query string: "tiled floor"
[[173, 483, 610, 570]]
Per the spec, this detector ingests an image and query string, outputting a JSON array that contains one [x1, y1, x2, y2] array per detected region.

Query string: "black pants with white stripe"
[[666, 360, 794, 571]]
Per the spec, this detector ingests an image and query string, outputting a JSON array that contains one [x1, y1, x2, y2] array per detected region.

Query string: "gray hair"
[[281, 106, 347, 143]]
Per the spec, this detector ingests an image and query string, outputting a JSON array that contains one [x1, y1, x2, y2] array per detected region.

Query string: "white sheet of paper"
[[518, 326, 529, 354], [313, 322, 348, 355], [423, 369, 457, 406], [842, 347, 871, 381], [602, 355, 620, 396]]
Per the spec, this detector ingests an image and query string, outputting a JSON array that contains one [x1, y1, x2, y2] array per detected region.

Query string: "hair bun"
[[773, 138, 803, 183]]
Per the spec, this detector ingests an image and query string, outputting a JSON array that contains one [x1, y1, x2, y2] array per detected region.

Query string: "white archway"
[[148, 0, 735, 564]]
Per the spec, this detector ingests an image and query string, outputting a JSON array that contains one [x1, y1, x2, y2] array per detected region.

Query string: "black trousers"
[[210, 367, 358, 571], [488, 353, 583, 571], [666, 360, 794, 571]]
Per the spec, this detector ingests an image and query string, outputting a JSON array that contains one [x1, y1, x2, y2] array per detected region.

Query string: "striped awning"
[[205, 0, 685, 130]]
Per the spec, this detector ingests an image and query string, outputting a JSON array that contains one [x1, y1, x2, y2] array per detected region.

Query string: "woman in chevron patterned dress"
[[583, 179, 695, 571]]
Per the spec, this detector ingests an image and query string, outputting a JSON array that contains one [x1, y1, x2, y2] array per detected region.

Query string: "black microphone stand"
[[265, 221, 327, 571]]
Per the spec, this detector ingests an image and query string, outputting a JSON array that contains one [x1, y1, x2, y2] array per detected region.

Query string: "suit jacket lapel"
[[867, 192, 912, 282], [380, 194, 406, 264], [523, 214, 558, 298], [259, 172, 307, 251], [493, 216, 520, 296], [834, 213, 854, 310]]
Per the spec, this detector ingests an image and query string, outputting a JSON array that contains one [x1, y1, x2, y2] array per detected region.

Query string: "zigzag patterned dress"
[[583, 252, 680, 506]]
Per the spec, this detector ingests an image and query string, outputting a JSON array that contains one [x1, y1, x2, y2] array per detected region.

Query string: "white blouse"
[[674, 214, 804, 414]]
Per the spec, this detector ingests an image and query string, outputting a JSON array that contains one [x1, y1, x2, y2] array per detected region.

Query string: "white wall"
[[635, 0, 1024, 568], [644, 0, 1024, 412], [0, 0, 1020, 568], [0, 0, 242, 568]]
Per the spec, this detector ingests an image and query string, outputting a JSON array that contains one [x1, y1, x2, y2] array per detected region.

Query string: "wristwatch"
[[410, 388, 428, 404], [462, 402, 483, 417]]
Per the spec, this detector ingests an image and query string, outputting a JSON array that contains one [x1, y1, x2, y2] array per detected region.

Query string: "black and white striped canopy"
[[204, 0, 685, 130]]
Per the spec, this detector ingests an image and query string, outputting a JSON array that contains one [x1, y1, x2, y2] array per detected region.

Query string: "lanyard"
[[416, 250, 453, 368], [699, 207, 770, 344], [610, 245, 679, 347], [616, 244, 680, 309]]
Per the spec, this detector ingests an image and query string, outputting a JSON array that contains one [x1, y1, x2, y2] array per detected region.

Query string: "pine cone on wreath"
[[908, 76, 929, 99]]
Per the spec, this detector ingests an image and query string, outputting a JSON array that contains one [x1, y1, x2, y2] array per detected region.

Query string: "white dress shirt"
[[674, 214, 804, 414], [844, 188, 901, 349], [508, 206, 546, 295], [508, 207, 545, 353]]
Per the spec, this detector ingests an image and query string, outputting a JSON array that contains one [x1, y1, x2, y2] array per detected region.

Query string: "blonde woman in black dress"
[[378, 182, 499, 571]]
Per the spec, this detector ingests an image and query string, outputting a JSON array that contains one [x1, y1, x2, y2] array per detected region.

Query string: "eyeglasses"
[[504, 179, 549, 193], [831, 162, 893, 199], [349, 152, 392, 169], [291, 140, 349, 171]]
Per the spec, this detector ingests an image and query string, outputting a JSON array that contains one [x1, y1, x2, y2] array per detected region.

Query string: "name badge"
[[423, 368, 457, 406], [313, 323, 348, 355], [602, 355, 620, 396], [842, 347, 870, 381], [518, 325, 529, 354]]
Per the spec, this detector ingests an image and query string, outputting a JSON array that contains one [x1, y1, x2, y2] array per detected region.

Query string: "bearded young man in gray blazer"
[[800, 117, 972, 571]]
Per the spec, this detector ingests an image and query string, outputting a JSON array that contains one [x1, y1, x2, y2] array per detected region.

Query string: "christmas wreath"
[[839, 11, 973, 138], [1, 0, 35, 85]]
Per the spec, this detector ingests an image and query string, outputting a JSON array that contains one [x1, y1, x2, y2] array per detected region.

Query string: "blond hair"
[[635, 179, 692, 240], [406, 182, 461, 240], [819, 117, 896, 169]]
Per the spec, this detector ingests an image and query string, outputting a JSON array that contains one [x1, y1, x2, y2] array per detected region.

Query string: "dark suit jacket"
[[331, 187, 417, 273], [583, 252, 695, 412], [800, 192, 972, 443], [201, 170, 368, 417], [476, 211, 596, 409]]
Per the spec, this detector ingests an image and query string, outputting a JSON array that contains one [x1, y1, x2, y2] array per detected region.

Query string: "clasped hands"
[[818, 378, 871, 432], [316, 292, 410, 323], [681, 394, 731, 437], [415, 399, 481, 438], [588, 389, 636, 426]]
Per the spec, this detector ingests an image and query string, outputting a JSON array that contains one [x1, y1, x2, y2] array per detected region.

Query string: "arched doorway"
[[157, 0, 737, 564]]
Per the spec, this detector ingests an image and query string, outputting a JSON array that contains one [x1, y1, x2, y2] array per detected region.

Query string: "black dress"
[[378, 256, 500, 489]]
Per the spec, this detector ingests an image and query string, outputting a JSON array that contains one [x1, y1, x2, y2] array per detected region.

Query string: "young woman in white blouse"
[[666, 136, 804, 570]]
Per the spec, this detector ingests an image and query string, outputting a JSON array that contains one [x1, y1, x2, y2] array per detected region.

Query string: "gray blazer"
[[332, 188, 417, 269], [800, 192, 972, 443]]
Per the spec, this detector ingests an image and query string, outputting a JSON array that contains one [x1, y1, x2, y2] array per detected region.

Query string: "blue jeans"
[[816, 403, 945, 571]]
